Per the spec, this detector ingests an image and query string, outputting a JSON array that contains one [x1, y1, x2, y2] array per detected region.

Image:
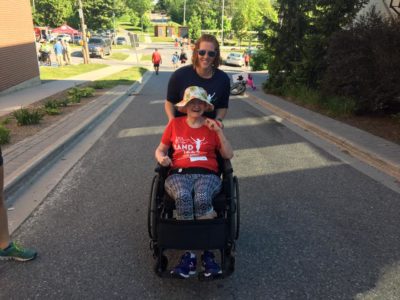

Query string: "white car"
[[225, 52, 245, 67]]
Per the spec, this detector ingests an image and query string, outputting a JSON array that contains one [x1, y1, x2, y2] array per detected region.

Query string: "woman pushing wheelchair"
[[155, 86, 234, 278]]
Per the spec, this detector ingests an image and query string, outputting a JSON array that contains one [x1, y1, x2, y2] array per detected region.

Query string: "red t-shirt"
[[152, 52, 161, 64], [161, 117, 221, 173]]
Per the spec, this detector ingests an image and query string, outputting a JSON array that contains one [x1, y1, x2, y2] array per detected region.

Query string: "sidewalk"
[[1, 49, 150, 200], [244, 88, 400, 182]]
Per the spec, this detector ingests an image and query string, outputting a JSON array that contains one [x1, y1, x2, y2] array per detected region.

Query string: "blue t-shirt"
[[166, 65, 230, 119], [54, 42, 63, 55]]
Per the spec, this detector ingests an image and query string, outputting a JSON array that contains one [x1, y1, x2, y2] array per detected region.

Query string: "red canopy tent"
[[51, 24, 80, 36]]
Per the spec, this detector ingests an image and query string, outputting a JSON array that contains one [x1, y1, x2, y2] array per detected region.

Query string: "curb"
[[245, 92, 400, 182], [4, 70, 152, 202]]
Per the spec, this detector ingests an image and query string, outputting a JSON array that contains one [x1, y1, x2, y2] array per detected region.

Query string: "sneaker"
[[0, 242, 37, 262], [202, 251, 222, 277], [170, 252, 196, 278]]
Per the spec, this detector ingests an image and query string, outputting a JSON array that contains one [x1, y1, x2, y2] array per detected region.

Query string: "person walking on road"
[[54, 39, 64, 67], [0, 147, 37, 261], [172, 51, 179, 69], [244, 52, 250, 68], [152, 48, 162, 75], [179, 49, 187, 65], [165, 34, 230, 125]]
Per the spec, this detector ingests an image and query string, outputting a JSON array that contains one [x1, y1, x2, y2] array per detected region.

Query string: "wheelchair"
[[148, 156, 240, 280]]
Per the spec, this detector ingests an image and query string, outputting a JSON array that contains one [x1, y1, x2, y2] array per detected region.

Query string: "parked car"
[[72, 35, 82, 45], [88, 37, 112, 58], [225, 52, 245, 67], [116, 36, 128, 45], [56, 34, 72, 43]]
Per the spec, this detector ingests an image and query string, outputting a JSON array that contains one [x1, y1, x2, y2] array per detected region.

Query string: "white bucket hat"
[[175, 86, 214, 112]]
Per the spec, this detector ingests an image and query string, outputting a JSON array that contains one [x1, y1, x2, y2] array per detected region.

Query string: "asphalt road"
[[1, 69, 400, 299]]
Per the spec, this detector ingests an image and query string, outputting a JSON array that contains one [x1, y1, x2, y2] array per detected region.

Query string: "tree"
[[33, 0, 74, 27], [126, 0, 153, 30], [188, 11, 201, 41], [262, 0, 369, 91], [231, 0, 276, 47]]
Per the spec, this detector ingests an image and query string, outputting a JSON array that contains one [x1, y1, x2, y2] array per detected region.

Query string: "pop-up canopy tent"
[[51, 24, 79, 36]]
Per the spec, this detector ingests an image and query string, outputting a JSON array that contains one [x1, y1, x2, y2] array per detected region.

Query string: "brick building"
[[0, 0, 40, 95]]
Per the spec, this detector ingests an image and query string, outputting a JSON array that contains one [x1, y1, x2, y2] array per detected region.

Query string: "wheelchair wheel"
[[154, 254, 168, 276], [230, 82, 246, 95], [148, 174, 160, 239], [230, 176, 240, 240]]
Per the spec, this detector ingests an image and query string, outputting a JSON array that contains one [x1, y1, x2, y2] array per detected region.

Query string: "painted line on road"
[[117, 115, 283, 138], [246, 92, 400, 182]]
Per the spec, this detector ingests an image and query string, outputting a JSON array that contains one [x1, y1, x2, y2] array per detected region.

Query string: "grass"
[[141, 54, 152, 61], [283, 85, 357, 117], [151, 36, 175, 43], [113, 45, 132, 49], [94, 66, 148, 88], [40, 64, 108, 80], [108, 53, 129, 60]]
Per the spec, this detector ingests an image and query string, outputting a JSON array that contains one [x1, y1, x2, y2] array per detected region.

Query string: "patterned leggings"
[[165, 174, 221, 220]]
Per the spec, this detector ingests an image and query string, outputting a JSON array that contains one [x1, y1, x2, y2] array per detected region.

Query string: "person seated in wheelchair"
[[155, 86, 234, 278]]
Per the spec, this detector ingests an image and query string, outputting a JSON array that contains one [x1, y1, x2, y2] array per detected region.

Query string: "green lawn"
[[141, 54, 152, 61], [113, 45, 132, 49], [108, 53, 129, 60], [151, 36, 175, 43], [93, 66, 148, 88], [40, 64, 109, 80]]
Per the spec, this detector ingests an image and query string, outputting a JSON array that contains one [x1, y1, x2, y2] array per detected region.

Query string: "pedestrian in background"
[[244, 52, 250, 68], [172, 51, 179, 69], [0, 147, 37, 261], [152, 48, 162, 75], [61, 39, 71, 65], [54, 39, 64, 67], [179, 49, 187, 65], [247, 73, 256, 90]]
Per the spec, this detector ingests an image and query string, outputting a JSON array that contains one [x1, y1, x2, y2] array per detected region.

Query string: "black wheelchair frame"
[[148, 158, 240, 279]]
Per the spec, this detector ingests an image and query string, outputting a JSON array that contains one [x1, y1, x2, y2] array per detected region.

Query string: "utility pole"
[[183, 0, 186, 25], [78, 0, 90, 64], [221, 0, 225, 47]]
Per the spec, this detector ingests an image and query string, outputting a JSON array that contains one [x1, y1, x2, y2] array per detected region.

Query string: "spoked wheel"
[[148, 175, 160, 239], [233, 176, 240, 240], [230, 82, 246, 95], [229, 176, 240, 241]]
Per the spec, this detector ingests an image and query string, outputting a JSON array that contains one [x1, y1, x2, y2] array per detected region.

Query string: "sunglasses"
[[197, 49, 217, 57]]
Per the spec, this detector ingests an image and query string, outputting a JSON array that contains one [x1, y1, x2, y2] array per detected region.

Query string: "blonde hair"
[[191, 34, 221, 69]]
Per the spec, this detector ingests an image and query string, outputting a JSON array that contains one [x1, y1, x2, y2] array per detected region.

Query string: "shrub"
[[44, 107, 61, 115], [91, 81, 107, 89], [13, 107, 44, 125], [68, 87, 95, 104], [250, 48, 270, 72], [80, 87, 94, 97], [1, 117, 12, 125], [68, 87, 82, 103], [0, 125, 10, 145], [44, 100, 59, 109], [57, 99, 69, 107], [323, 9, 400, 114]]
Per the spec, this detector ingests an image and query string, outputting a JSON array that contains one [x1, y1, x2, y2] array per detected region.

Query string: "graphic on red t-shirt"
[[161, 117, 221, 172]]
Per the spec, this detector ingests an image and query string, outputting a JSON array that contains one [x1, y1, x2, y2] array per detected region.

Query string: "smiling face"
[[196, 41, 216, 71], [185, 98, 206, 117]]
